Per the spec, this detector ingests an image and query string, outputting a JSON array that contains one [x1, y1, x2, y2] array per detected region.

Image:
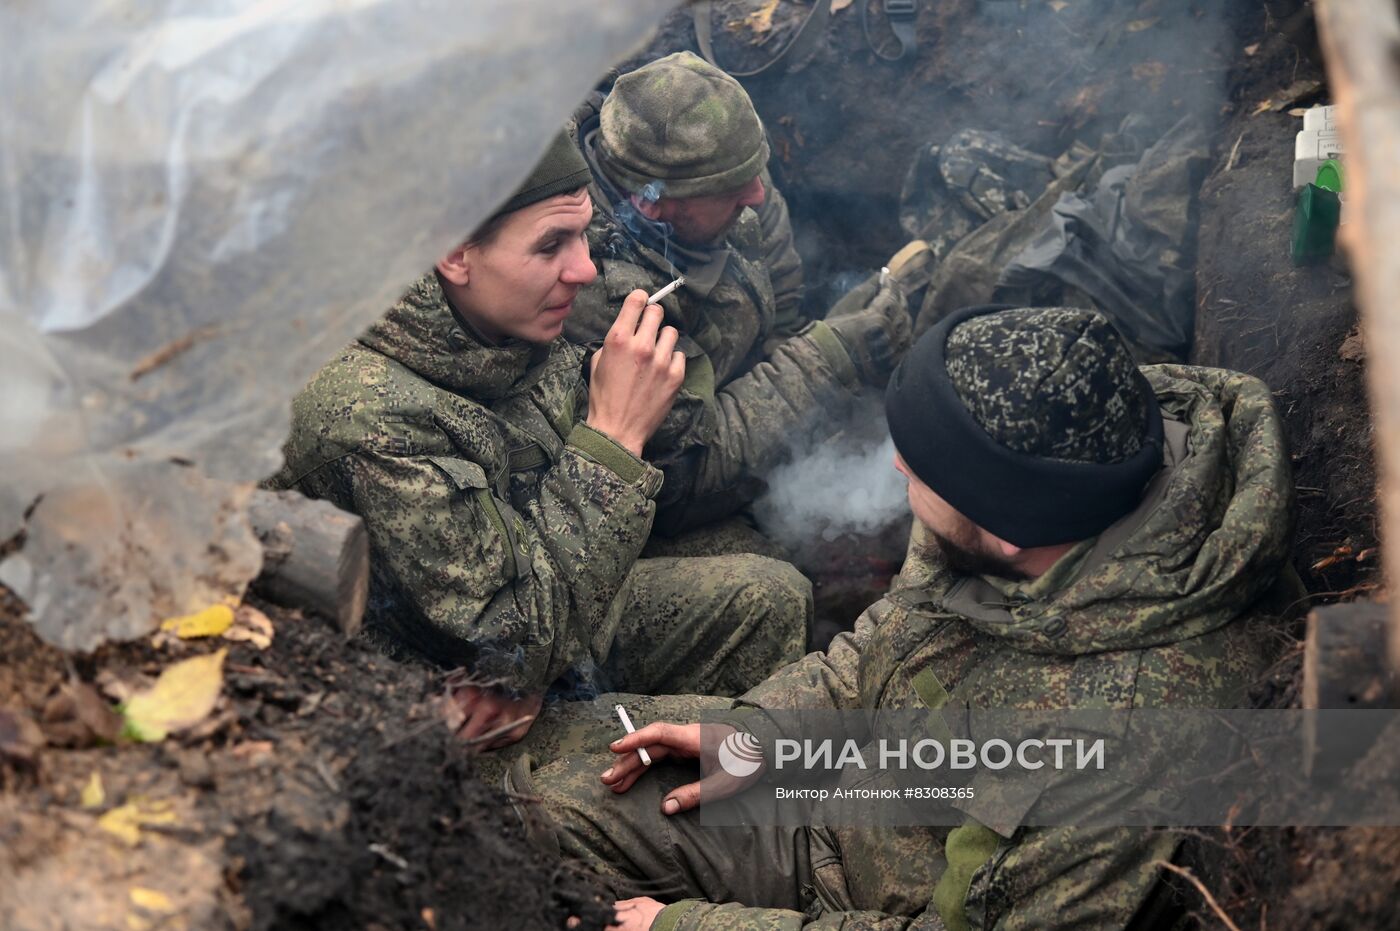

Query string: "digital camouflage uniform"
[[509, 360, 1296, 930], [567, 52, 892, 543], [272, 274, 808, 696]]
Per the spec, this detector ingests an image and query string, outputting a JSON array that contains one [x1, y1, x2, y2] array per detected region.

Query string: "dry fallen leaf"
[[97, 799, 178, 847], [120, 649, 227, 742], [832, 0, 854, 11], [1127, 18, 1159, 32], [160, 604, 235, 639], [223, 605, 274, 650], [1244, 42, 1260, 56], [130, 887, 176, 914], [739, 0, 780, 35], [81, 771, 106, 808], [1049, 0, 1069, 11]]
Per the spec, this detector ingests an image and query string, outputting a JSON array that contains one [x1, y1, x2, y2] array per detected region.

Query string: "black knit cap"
[[494, 131, 593, 217], [885, 305, 1165, 547]]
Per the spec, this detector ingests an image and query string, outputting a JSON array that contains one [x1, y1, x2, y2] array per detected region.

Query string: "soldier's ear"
[[632, 194, 663, 221], [436, 244, 472, 287]]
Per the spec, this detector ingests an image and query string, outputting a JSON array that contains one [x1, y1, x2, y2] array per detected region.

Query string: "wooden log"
[[1302, 601, 1396, 777], [248, 488, 368, 636], [1315, 0, 1400, 677]]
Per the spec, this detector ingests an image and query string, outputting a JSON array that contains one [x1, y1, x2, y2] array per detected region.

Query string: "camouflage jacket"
[[271, 275, 661, 691], [662, 365, 1297, 931], [568, 123, 865, 535]]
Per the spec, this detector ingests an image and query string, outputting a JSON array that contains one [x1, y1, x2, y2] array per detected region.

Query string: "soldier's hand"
[[448, 684, 542, 750], [586, 289, 686, 457], [825, 274, 912, 387], [601, 722, 762, 814]]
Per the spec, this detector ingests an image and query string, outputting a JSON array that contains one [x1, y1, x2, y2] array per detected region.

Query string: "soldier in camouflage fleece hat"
[[489, 305, 1301, 931], [565, 52, 924, 554], [273, 131, 810, 752]]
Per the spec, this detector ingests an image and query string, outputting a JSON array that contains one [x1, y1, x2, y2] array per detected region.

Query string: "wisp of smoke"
[[753, 396, 910, 558]]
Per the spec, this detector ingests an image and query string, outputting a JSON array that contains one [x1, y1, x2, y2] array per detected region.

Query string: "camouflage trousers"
[[595, 553, 809, 698], [641, 515, 790, 562], [484, 694, 822, 921]]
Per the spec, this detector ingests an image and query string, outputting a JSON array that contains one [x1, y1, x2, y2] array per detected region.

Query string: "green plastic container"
[[1292, 182, 1341, 266]]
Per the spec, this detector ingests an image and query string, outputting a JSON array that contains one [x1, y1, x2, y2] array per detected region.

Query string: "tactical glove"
[[825, 274, 912, 387]]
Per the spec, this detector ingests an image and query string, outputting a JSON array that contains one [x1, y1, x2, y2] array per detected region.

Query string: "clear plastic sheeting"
[[0, 0, 676, 649]]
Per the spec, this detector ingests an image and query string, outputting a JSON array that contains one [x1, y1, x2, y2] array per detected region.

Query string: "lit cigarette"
[[879, 266, 891, 288], [646, 276, 685, 305], [614, 703, 652, 765]]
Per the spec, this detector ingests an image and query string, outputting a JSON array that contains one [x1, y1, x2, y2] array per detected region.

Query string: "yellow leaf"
[[121, 649, 227, 742], [743, 0, 780, 35], [1127, 17, 1159, 32], [159, 604, 235, 639], [129, 887, 175, 913], [97, 799, 178, 847], [81, 771, 106, 809]]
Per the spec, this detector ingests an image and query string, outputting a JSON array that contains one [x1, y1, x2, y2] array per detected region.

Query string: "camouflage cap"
[[886, 305, 1164, 547], [599, 51, 769, 199], [945, 306, 1150, 463]]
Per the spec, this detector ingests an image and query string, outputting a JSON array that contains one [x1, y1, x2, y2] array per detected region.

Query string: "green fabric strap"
[[933, 821, 1002, 931], [909, 667, 954, 745], [912, 667, 1000, 930], [681, 352, 717, 404], [566, 423, 647, 484]]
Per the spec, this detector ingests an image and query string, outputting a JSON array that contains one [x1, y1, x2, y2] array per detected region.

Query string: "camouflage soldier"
[[504, 307, 1299, 928], [570, 52, 927, 546], [273, 133, 809, 749]]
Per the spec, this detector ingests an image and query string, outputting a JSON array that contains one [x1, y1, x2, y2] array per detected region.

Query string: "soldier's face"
[[649, 174, 766, 245], [440, 189, 597, 344], [894, 453, 1029, 580]]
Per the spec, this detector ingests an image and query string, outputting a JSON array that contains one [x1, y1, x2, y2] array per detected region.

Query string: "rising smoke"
[[753, 393, 911, 563]]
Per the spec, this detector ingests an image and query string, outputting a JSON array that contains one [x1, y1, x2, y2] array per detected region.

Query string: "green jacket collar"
[[358, 274, 550, 401]]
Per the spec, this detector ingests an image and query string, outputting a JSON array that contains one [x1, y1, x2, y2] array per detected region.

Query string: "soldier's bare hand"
[[585, 289, 686, 457], [607, 897, 666, 931], [601, 722, 762, 814], [448, 684, 542, 750]]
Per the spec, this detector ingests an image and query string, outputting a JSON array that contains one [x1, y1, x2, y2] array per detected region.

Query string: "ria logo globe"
[[717, 731, 764, 778]]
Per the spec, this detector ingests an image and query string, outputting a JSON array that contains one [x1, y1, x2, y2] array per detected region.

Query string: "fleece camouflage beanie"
[[495, 131, 593, 217], [886, 305, 1165, 547], [598, 51, 769, 199]]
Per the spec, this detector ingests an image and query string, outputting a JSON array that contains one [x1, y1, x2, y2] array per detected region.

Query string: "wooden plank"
[[1315, 0, 1400, 676]]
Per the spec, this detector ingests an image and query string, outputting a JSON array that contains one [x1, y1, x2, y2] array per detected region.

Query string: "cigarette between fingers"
[[647, 276, 685, 305], [615, 704, 652, 765]]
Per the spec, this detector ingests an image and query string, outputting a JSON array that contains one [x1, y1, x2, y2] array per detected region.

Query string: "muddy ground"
[[3, 1, 1398, 929], [0, 584, 612, 931]]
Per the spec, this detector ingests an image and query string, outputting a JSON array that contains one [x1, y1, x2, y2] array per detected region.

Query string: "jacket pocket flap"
[[426, 456, 490, 491]]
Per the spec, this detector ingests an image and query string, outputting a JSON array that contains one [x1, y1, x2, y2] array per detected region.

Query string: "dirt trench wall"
[[634, 0, 1240, 310]]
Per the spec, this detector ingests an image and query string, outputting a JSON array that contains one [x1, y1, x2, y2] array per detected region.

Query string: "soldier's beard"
[[930, 519, 1030, 582]]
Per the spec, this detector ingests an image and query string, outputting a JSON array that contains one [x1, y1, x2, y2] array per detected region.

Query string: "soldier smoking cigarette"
[[614, 703, 652, 765], [646, 276, 685, 305]]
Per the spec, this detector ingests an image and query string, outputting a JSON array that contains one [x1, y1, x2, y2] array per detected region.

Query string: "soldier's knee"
[[735, 557, 811, 616]]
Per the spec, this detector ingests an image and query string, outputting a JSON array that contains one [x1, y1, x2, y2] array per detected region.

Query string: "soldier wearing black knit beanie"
[[886, 305, 1166, 579]]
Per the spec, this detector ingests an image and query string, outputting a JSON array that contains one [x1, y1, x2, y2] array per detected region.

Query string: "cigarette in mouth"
[[614, 703, 652, 765], [646, 276, 685, 305]]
